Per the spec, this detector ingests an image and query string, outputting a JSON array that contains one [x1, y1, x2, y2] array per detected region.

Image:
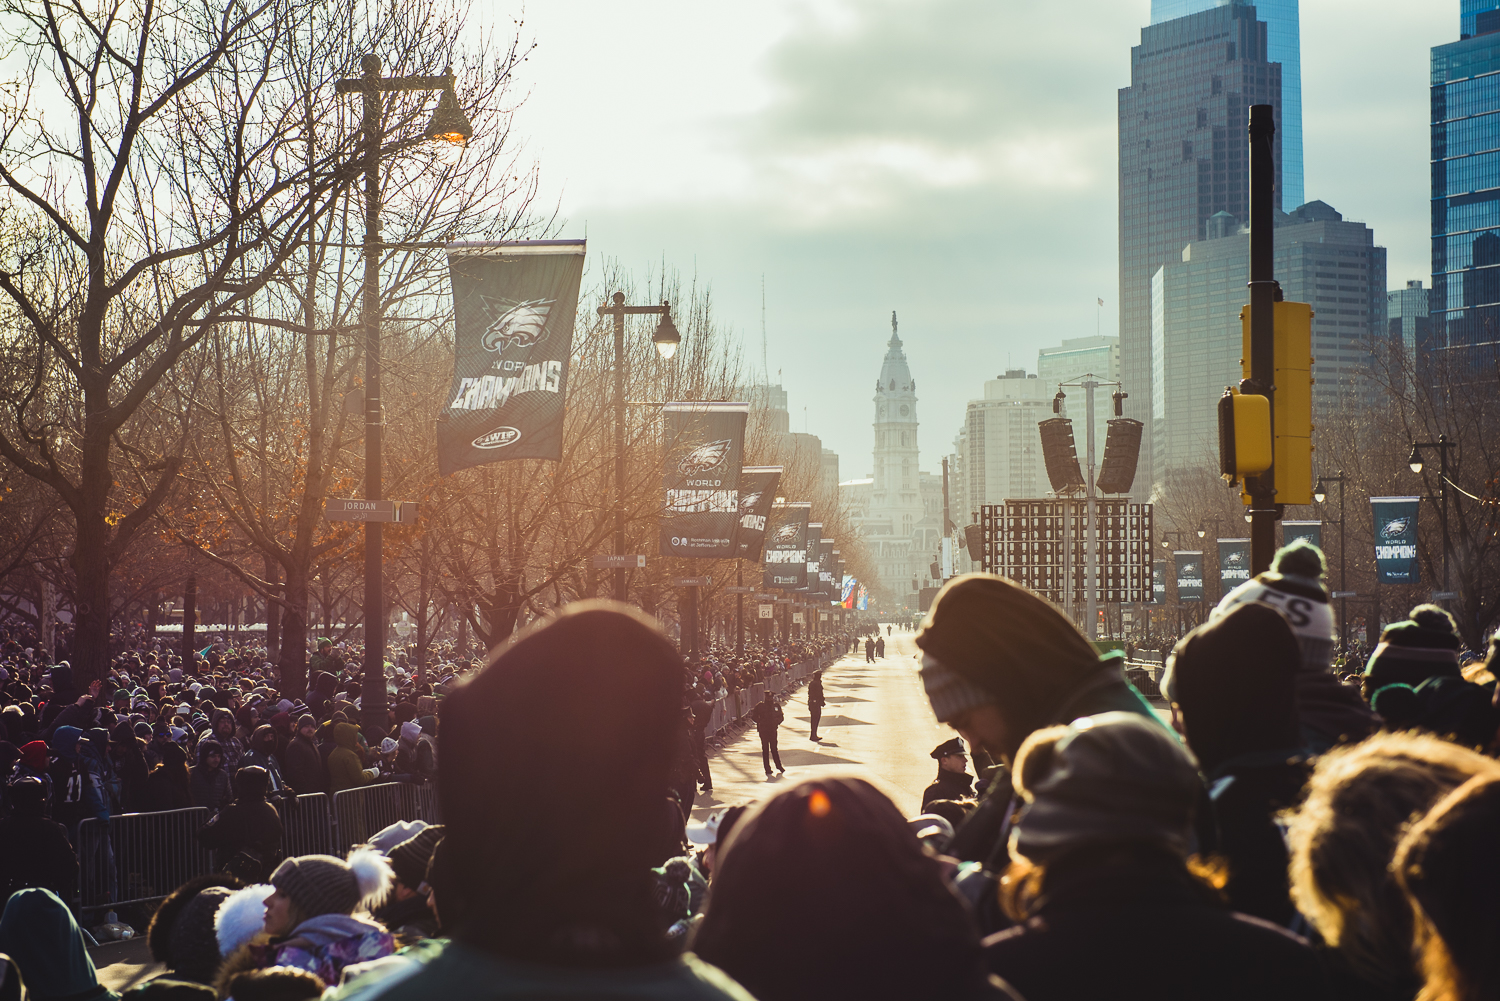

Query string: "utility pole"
[[1247, 103, 1279, 575]]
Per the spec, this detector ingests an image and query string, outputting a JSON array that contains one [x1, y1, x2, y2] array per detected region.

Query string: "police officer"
[[922, 737, 975, 810], [750, 694, 784, 778], [807, 671, 825, 742]]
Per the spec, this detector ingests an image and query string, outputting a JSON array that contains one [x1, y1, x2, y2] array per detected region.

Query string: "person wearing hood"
[[366, 602, 754, 1000], [189, 738, 232, 810], [0, 777, 77, 906], [48, 725, 92, 837], [328, 723, 378, 793], [109, 721, 152, 814], [214, 850, 397, 992], [0, 888, 117, 1001], [196, 766, 283, 881], [1211, 540, 1377, 753], [146, 742, 194, 812], [209, 710, 244, 776], [983, 713, 1327, 1001], [392, 721, 433, 784], [14, 739, 52, 804], [915, 573, 1170, 930], [281, 715, 325, 795], [1164, 602, 1309, 925], [694, 777, 1022, 1000]]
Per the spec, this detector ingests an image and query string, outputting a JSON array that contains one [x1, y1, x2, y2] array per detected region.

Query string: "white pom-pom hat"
[[266, 849, 392, 920], [215, 884, 274, 956]]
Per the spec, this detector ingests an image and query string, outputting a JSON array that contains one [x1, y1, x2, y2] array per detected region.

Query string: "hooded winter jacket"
[[0, 888, 116, 1001], [189, 738, 232, 809], [328, 723, 375, 792]]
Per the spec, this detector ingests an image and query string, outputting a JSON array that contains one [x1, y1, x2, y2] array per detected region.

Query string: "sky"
[[493, 0, 1452, 478]]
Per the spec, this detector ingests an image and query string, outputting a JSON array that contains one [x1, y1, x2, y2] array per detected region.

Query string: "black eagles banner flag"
[[733, 466, 782, 561], [805, 522, 823, 594], [819, 539, 836, 599], [659, 402, 749, 558], [437, 240, 586, 474], [763, 501, 810, 589]]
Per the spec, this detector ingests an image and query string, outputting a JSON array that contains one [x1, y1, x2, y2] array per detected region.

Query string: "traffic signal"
[[1217, 386, 1271, 485], [1237, 301, 1315, 506]]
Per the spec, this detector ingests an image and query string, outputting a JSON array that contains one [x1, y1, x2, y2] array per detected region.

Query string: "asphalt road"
[[689, 630, 948, 824]]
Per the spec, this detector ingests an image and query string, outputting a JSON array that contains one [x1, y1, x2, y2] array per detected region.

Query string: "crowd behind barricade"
[[5, 540, 1500, 1000]]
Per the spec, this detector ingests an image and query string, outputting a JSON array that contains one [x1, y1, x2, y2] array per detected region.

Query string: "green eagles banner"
[[763, 501, 810, 589], [1372, 496, 1421, 584], [733, 466, 783, 561], [1175, 551, 1205, 602], [1218, 539, 1251, 595], [818, 539, 836, 600], [659, 402, 750, 558], [1283, 521, 1322, 550], [805, 522, 823, 596], [438, 240, 586, 474], [1152, 561, 1166, 605]]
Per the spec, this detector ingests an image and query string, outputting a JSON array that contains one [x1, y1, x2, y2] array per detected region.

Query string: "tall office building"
[[1388, 280, 1433, 359], [962, 370, 1052, 517], [1431, 2, 1500, 368], [1120, 4, 1283, 500], [1149, 201, 1386, 483], [1151, 0, 1303, 209]]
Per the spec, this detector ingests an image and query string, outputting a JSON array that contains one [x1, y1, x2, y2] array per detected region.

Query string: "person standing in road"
[[865, 637, 875, 664], [751, 695, 784, 778], [689, 694, 714, 795], [807, 671, 825, 742], [922, 737, 975, 809], [875, 635, 885, 659]]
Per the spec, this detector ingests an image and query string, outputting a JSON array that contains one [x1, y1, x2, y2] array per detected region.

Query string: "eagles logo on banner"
[[1283, 521, 1322, 551], [733, 466, 783, 561], [438, 240, 586, 474], [805, 522, 823, 594], [1217, 539, 1251, 596], [818, 539, 835, 599], [660, 402, 750, 558], [1175, 551, 1205, 602], [1371, 496, 1421, 584], [763, 501, 810, 589], [1152, 561, 1166, 605]]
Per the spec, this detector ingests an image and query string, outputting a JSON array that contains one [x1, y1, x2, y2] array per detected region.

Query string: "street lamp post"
[[1314, 472, 1347, 651], [1160, 531, 1189, 637], [1196, 518, 1222, 601], [595, 294, 680, 602], [1408, 436, 1456, 600], [335, 55, 472, 733]]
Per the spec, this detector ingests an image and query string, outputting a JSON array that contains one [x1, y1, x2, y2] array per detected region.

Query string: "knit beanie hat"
[[268, 849, 391, 919], [1163, 602, 1302, 776], [399, 720, 422, 743], [917, 655, 993, 725], [1010, 712, 1202, 864], [916, 574, 1103, 727], [387, 825, 445, 889], [649, 858, 692, 925], [1213, 540, 1336, 673], [1365, 604, 1464, 691]]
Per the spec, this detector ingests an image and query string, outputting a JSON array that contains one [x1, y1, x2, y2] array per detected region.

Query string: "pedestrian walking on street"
[[922, 737, 975, 810], [865, 637, 875, 663], [751, 695, 784, 778], [875, 636, 885, 659], [689, 695, 714, 794], [807, 671, 825, 741]]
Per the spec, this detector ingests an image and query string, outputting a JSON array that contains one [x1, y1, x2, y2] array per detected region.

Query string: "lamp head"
[[653, 304, 680, 360], [1407, 444, 1424, 474], [423, 75, 474, 149], [1314, 481, 1326, 504], [1196, 525, 1207, 539]]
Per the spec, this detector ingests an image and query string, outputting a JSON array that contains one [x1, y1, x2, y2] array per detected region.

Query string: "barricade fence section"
[[79, 807, 211, 908], [281, 792, 335, 858], [331, 781, 438, 854]]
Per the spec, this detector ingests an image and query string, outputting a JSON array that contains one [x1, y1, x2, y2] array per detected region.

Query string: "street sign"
[[591, 554, 647, 569], [1331, 591, 1358, 599], [325, 499, 417, 523], [674, 577, 712, 587], [792, 612, 805, 624], [775, 598, 792, 605], [723, 586, 754, 594], [758, 604, 774, 619], [819, 612, 828, 621], [1432, 591, 1458, 600], [754, 593, 776, 600]]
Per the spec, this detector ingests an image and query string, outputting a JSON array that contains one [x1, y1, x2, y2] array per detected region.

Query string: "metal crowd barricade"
[[331, 781, 439, 853], [281, 792, 335, 858], [78, 807, 211, 908]]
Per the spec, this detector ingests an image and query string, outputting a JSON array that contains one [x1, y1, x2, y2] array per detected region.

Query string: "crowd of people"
[[2, 538, 1499, 1000]]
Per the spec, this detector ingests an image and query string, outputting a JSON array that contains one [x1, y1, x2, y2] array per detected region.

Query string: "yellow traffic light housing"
[[1218, 386, 1271, 486], [1238, 301, 1315, 506]]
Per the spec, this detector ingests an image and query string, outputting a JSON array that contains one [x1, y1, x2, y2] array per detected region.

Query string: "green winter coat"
[[327, 722, 373, 792]]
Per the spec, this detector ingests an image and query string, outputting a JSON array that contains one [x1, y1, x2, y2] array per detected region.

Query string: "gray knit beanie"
[[269, 849, 391, 919], [917, 654, 993, 724]]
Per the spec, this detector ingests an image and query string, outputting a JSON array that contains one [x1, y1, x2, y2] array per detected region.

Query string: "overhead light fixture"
[[423, 73, 474, 149], [1408, 445, 1424, 474], [653, 304, 680, 359]]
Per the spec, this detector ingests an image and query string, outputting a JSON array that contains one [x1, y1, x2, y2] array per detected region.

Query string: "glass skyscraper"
[[1152, 0, 1303, 210], [1119, 4, 1282, 499], [1431, 1, 1500, 365]]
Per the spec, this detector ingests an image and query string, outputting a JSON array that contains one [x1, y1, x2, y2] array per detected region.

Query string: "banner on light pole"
[[1371, 496, 1421, 584], [1218, 539, 1251, 595], [763, 501, 811, 589], [1151, 561, 1166, 605], [733, 466, 783, 561], [438, 240, 586, 473], [659, 402, 750, 558], [1283, 520, 1322, 550], [1175, 551, 1205, 602]]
